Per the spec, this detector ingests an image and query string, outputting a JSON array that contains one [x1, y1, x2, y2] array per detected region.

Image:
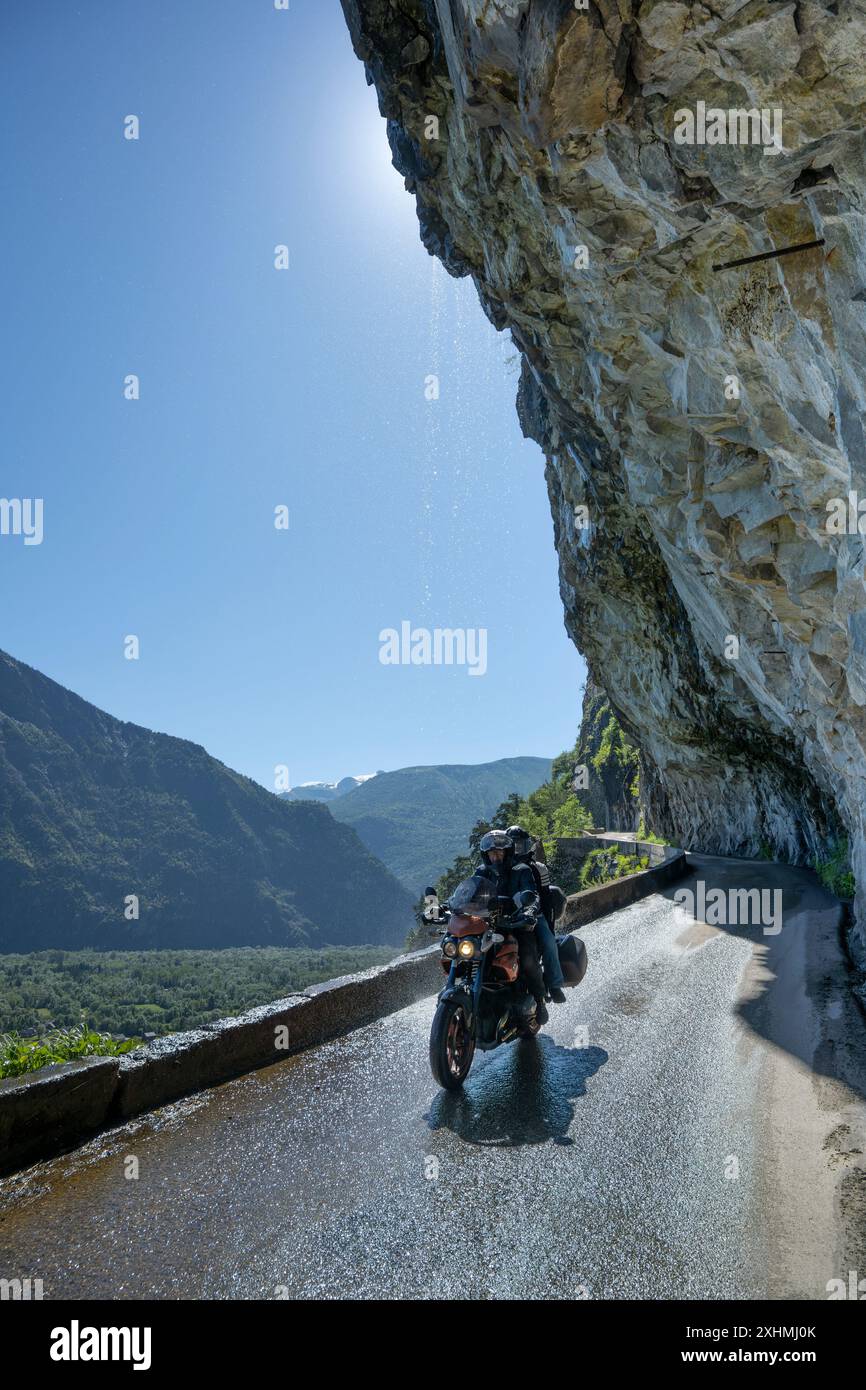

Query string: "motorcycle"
[[424, 871, 586, 1090]]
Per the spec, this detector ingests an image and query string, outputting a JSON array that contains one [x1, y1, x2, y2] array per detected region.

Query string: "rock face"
[[341, 0, 866, 961], [573, 678, 640, 831]]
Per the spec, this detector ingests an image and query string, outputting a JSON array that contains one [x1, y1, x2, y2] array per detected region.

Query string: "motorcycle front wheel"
[[429, 997, 476, 1090]]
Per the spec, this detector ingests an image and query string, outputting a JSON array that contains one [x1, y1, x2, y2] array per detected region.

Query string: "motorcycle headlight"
[[442, 940, 458, 958], [457, 939, 476, 958]]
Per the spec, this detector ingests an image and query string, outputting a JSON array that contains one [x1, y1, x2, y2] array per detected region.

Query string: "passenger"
[[507, 824, 567, 1004]]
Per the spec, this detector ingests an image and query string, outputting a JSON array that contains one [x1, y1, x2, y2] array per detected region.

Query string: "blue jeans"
[[535, 913, 564, 990]]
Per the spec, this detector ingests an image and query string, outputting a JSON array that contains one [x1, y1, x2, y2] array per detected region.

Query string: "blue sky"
[[1, 0, 585, 788]]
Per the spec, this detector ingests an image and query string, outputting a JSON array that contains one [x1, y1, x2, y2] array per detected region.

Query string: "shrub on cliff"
[[579, 848, 649, 890], [813, 838, 855, 900]]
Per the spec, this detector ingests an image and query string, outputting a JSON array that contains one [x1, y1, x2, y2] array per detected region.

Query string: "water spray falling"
[[418, 256, 444, 619]]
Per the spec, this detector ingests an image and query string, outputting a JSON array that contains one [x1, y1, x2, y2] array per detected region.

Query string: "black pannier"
[[556, 933, 588, 987], [547, 884, 567, 923]]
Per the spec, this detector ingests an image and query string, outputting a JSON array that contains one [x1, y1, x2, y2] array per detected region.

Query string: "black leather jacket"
[[478, 859, 540, 923]]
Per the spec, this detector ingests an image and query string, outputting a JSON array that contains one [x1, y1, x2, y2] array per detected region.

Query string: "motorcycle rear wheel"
[[430, 998, 476, 1090]]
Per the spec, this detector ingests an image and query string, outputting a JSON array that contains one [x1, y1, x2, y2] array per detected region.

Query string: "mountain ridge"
[[327, 755, 554, 892], [0, 649, 413, 951], [280, 774, 378, 803]]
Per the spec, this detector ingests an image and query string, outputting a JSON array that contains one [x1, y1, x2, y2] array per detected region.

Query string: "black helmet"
[[479, 829, 513, 868], [507, 824, 534, 860]]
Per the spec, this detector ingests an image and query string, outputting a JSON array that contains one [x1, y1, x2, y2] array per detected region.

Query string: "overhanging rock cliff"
[[341, 0, 866, 960]]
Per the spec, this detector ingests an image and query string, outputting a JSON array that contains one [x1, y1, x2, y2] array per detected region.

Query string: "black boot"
[[535, 997, 549, 1025], [549, 988, 567, 1004]]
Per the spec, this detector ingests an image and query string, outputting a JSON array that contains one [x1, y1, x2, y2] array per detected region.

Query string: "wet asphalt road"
[[1, 853, 864, 1300]]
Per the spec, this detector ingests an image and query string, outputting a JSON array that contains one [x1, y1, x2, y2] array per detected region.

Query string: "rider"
[[478, 829, 549, 1024], [507, 825, 567, 1005]]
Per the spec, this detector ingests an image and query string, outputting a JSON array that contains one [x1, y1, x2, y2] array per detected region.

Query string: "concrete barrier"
[[0, 946, 441, 1174], [0, 852, 688, 1175], [113, 946, 442, 1120], [0, 1056, 121, 1177], [555, 834, 679, 868], [563, 848, 689, 929]]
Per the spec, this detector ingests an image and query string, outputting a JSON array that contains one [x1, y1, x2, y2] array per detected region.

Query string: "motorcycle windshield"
[[446, 873, 495, 918]]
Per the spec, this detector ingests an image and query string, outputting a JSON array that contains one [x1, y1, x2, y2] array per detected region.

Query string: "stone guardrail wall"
[[0, 946, 441, 1177], [560, 845, 689, 929], [0, 847, 689, 1176], [555, 834, 681, 868]]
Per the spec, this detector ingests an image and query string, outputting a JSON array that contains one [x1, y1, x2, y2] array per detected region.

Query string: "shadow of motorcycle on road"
[[425, 1036, 607, 1148]]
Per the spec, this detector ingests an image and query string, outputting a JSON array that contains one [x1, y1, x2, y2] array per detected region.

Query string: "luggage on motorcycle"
[[529, 858, 566, 925], [547, 884, 567, 923], [556, 933, 587, 987]]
